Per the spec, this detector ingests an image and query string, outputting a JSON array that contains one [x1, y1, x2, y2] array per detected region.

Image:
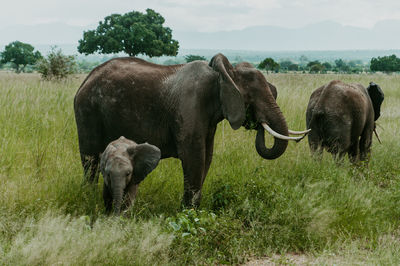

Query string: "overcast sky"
[[2, 0, 400, 32]]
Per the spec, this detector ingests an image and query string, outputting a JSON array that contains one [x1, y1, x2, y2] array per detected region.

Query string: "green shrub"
[[37, 47, 77, 80]]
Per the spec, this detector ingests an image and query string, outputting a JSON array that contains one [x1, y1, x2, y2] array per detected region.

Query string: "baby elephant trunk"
[[112, 183, 125, 215]]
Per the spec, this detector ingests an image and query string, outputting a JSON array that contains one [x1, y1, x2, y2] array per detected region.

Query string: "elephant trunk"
[[255, 108, 289, 160], [112, 184, 124, 216]]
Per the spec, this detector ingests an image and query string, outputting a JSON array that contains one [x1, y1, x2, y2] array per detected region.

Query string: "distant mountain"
[[174, 20, 400, 50], [1, 20, 400, 63], [1, 20, 400, 52]]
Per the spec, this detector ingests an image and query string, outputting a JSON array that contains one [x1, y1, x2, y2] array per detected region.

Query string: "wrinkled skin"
[[306, 80, 384, 163], [74, 53, 290, 207], [100, 136, 160, 215]]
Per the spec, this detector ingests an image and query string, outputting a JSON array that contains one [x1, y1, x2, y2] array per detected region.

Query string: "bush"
[[37, 47, 77, 80], [184, 55, 206, 63]]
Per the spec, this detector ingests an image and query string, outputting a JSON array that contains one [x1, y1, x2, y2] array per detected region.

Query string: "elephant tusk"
[[262, 123, 306, 142], [288, 129, 311, 135], [373, 128, 382, 144]]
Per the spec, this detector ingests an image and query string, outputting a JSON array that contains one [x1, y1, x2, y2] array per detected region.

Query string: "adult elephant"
[[306, 80, 384, 163], [74, 54, 308, 207]]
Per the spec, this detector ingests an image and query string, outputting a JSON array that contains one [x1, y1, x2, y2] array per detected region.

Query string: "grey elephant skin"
[[100, 136, 161, 215], [74, 53, 299, 207], [306, 80, 384, 163]]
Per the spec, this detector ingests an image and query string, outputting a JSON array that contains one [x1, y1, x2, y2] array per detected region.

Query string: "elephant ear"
[[210, 53, 245, 130], [367, 82, 384, 120], [267, 81, 278, 100], [127, 143, 161, 184]]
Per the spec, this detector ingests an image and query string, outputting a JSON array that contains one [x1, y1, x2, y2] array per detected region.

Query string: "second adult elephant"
[[74, 53, 309, 207], [306, 80, 384, 163]]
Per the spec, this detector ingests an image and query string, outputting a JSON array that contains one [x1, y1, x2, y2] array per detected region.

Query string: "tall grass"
[[0, 72, 399, 264]]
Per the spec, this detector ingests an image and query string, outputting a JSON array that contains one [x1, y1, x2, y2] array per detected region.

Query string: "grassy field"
[[0, 71, 399, 265]]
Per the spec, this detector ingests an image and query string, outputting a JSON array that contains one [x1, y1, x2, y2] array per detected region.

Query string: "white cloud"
[[1, 0, 400, 32]]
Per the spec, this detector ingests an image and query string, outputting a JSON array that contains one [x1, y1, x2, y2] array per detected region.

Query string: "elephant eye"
[[126, 171, 131, 177]]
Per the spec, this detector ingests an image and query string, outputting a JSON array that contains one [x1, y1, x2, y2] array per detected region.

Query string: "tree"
[[307, 60, 325, 73], [299, 55, 309, 66], [310, 64, 324, 73], [78, 9, 179, 57], [1, 41, 42, 73], [185, 55, 206, 63], [36, 47, 77, 80], [279, 60, 293, 70], [334, 59, 350, 73], [370, 55, 400, 72], [288, 63, 299, 71], [322, 62, 332, 71], [306, 60, 320, 68], [258, 58, 280, 73]]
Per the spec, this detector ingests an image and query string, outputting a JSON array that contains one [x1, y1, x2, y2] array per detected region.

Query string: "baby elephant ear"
[[128, 143, 161, 184]]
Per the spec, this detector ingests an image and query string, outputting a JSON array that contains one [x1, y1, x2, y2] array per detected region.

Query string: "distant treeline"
[[2, 43, 400, 75]]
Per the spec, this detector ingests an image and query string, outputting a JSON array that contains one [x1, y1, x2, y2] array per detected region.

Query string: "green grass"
[[0, 72, 399, 264]]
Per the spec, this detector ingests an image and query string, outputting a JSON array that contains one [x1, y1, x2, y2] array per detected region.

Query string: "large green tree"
[[78, 9, 179, 57], [1, 41, 42, 72], [258, 58, 280, 73], [370, 55, 400, 72]]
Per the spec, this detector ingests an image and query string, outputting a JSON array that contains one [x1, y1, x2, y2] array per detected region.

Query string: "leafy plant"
[[166, 209, 245, 264], [36, 47, 77, 80], [166, 209, 216, 237]]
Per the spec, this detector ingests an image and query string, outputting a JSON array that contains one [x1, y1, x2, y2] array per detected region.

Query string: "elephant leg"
[[202, 127, 217, 186], [81, 154, 100, 184], [308, 134, 322, 160], [348, 140, 360, 164], [329, 140, 345, 164], [331, 130, 350, 164], [179, 139, 206, 208], [76, 115, 104, 184], [122, 183, 139, 211], [332, 150, 346, 165], [103, 183, 112, 214], [359, 128, 373, 163]]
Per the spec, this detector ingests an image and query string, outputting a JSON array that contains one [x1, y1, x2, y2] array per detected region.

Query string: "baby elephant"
[[100, 136, 161, 215], [306, 80, 384, 163]]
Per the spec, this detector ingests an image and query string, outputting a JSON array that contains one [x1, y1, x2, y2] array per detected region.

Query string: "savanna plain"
[[0, 72, 399, 265]]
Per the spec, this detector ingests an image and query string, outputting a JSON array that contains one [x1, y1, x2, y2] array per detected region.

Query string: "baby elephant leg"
[[122, 183, 140, 211]]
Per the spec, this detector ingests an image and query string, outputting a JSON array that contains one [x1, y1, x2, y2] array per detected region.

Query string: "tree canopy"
[[185, 55, 206, 63], [1, 41, 42, 72], [258, 58, 280, 73], [78, 9, 179, 57], [370, 55, 400, 72], [279, 60, 293, 70]]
